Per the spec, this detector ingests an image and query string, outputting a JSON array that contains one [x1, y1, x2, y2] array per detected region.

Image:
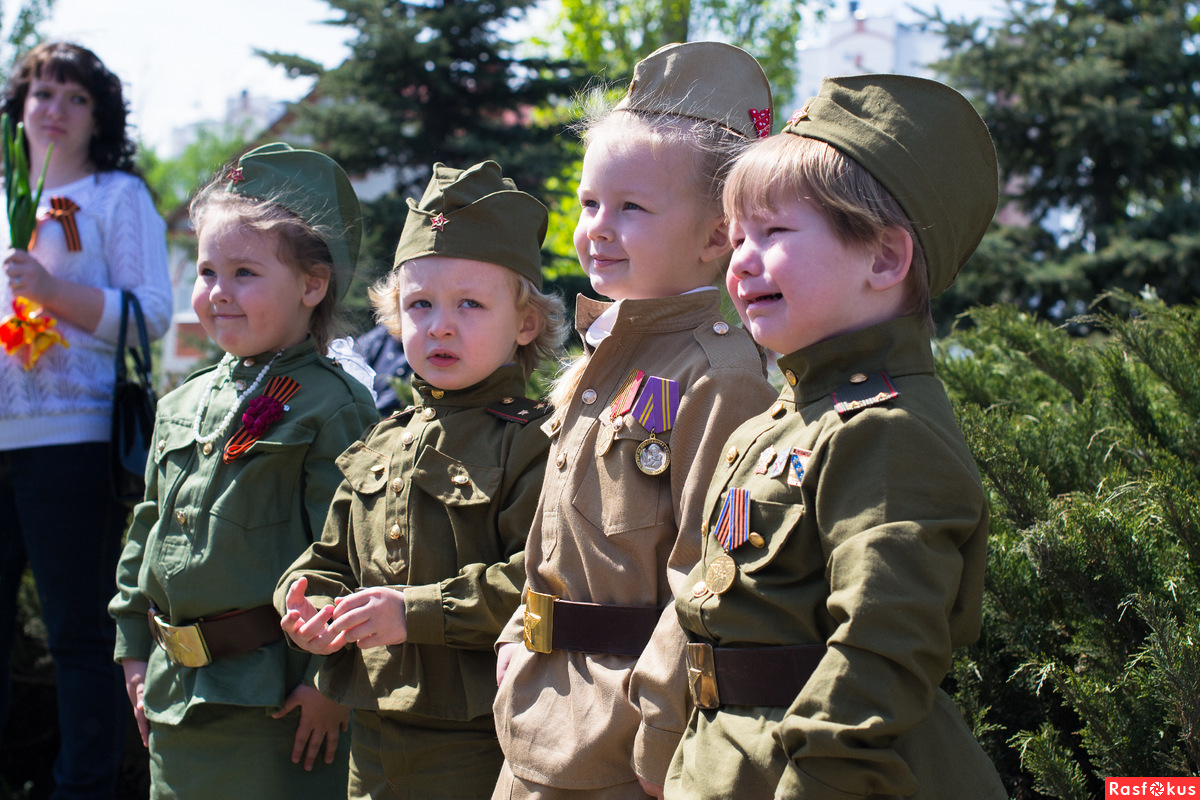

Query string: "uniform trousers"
[[0, 442, 128, 800], [492, 762, 650, 800]]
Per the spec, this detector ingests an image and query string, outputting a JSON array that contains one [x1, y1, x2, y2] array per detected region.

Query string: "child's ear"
[[515, 305, 541, 347], [698, 214, 732, 264], [301, 271, 330, 308], [867, 227, 913, 292]]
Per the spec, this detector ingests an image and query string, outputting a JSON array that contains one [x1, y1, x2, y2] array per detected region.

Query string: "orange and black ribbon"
[[222, 376, 301, 463], [713, 486, 751, 551], [28, 197, 83, 252]]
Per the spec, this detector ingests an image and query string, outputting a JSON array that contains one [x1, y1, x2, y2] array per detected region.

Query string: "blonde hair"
[[190, 188, 346, 353], [725, 134, 932, 331], [369, 265, 568, 381]]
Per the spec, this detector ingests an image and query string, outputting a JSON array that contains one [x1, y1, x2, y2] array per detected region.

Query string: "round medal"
[[635, 435, 671, 475], [705, 553, 737, 594]]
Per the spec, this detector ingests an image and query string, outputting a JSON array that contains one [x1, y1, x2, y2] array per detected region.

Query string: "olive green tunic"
[[494, 292, 777, 792], [110, 340, 379, 722], [275, 365, 550, 721], [667, 316, 1006, 800]]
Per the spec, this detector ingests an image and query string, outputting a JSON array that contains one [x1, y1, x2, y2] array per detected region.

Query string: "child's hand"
[[280, 576, 348, 655], [638, 776, 665, 798], [271, 683, 349, 771], [120, 658, 150, 747], [496, 641, 519, 686], [327, 587, 408, 649]]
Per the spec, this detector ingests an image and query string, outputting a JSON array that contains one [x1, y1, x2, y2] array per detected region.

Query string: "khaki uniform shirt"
[[110, 341, 379, 724], [494, 291, 777, 789], [274, 366, 550, 722], [667, 316, 1006, 800]]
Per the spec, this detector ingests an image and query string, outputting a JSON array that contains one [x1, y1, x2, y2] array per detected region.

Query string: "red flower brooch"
[[242, 394, 285, 438], [222, 375, 300, 463]]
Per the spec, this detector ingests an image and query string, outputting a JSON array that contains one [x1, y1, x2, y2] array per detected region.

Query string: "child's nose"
[[208, 278, 231, 304], [586, 208, 613, 241], [427, 310, 454, 337], [729, 242, 761, 278]]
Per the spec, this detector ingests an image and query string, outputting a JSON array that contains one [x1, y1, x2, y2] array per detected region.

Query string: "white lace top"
[[0, 171, 171, 450]]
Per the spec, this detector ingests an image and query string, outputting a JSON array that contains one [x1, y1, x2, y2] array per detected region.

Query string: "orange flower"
[[0, 297, 69, 370]]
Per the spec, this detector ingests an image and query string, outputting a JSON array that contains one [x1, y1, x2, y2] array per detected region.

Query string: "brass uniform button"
[[691, 580, 710, 598], [501, 397, 515, 404], [555, 453, 567, 469], [421, 407, 436, 421], [430, 388, 444, 399], [242, 357, 256, 367], [234, 380, 247, 392], [451, 474, 469, 485], [401, 431, 415, 446], [371, 464, 384, 474], [725, 446, 739, 464], [785, 369, 797, 386], [712, 321, 729, 335], [550, 417, 562, 433], [156, 441, 165, 454], [175, 510, 187, 526], [850, 372, 868, 384], [389, 523, 401, 541], [391, 478, 404, 493], [748, 532, 765, 548], [202, 442, 213, 456], [582, 388, 597, 405]]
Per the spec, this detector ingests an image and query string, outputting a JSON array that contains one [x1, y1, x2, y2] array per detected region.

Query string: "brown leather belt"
[[149, 605, 282, 668], [686, 642, 825, 709], [523, 590, 660, 656]]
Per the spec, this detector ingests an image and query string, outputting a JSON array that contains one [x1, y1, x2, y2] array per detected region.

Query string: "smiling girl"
[[108, 143, 378, 800]]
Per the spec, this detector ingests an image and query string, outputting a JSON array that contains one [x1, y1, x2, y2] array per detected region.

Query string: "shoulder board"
[[832, 372, 899, 417], [487, 397, 552, 424]]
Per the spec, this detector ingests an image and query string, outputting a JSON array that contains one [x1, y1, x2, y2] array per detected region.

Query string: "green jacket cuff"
[[114, 616, 154, 663], [404, 583, 446, 645]]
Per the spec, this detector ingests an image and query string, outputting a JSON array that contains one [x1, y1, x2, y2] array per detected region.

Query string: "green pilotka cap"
[[225, 142, 362, 300], [783, 75, 998, 296], [615, 41, 774, 140], [393, 161, 548, 289]]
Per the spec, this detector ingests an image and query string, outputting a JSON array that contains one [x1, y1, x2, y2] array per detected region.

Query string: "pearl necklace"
[[192, 350, 284, 446]]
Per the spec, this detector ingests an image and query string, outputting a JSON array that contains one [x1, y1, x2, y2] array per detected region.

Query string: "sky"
[[34, 0, 1003, 155]]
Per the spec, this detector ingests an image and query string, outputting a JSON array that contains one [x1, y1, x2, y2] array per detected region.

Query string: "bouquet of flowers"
[[0, 112, 66, 369]]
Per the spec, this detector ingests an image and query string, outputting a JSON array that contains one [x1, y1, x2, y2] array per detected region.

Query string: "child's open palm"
[[272, 683, 348, 771], [280, 576, 348, 655]]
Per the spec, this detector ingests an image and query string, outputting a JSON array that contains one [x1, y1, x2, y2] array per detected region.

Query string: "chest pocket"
[[209, 420, 314, 529], [152, 418, 199, 494], [572, 420, 666, 536], [337, 441, 389, 496], [410, 446, 501, 508], [734, 498, 806, 574]]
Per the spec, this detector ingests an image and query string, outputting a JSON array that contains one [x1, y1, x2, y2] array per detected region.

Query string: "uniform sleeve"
[[405, 420, 550, 650], [274, 474, 360, 616], [109, 419, 167, 662], [775, 409, 985, 799], [629, 369, 777, 785], [93, 175, 172, 345]]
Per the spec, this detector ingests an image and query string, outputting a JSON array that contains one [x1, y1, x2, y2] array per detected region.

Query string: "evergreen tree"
[[260, 0, 591, 303], [938, 291, 1200, 797], [928, 0, 1200, 323]]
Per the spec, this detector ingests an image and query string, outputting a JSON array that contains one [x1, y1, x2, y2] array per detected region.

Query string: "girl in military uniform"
[[491, 43, 778, 799], [665, 76, 1009, 799], [275, 160, 567, 800], [109, 143, 379, 800]]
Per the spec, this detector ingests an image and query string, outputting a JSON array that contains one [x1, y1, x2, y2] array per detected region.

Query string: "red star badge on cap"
[[228, 166, 245, 184], [430, 213, 448, 231]]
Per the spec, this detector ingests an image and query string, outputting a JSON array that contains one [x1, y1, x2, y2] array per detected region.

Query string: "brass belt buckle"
[[686, 643, 720, 710], [523, 590, 556, 654], [150, 613, 213, 668]]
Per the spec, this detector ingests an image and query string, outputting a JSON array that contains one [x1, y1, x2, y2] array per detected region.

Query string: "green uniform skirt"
[[349, 709, 503, 800], [148, 702, 350, 800]]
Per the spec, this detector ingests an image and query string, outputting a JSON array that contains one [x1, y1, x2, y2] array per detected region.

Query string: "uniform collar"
[[574, 289, 721, 354], [410, 363, 528, 410], [223, 339, 318, 377], [776, 315, 936, 406]]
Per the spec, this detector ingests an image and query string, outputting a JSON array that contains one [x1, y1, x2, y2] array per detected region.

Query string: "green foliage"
[[928, 0, 1200, 320], [139, 126, 247, 216], [2, 113, 48, 247], [0, 0, 55, 75], [940, 292, 1200, 797]]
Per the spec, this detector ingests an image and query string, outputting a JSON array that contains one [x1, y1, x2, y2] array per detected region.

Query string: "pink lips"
[[427, 350, 458, 367]]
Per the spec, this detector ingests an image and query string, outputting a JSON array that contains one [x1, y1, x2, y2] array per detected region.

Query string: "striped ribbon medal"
[[222, 376, 300, 463], [629, 375, 679, 475], [713, 486, 751, 551], [27, 197, 83, 252]]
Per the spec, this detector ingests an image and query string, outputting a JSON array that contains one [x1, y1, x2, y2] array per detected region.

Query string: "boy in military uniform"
[[665, 76, 1009, 799], [275, 161, 567, 800]]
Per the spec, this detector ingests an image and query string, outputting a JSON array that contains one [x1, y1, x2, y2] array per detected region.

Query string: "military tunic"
[[109, 340, 378, 798], [666, 316, 1006, 800], [493, 291, 777, 792]]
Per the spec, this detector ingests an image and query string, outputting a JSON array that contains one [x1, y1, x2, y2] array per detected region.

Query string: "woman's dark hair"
[[2, 42, 138, 174]]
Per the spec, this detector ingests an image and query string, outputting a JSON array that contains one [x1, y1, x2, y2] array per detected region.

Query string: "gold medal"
[[635, 433, 670, 475], [705, 553, 737, 594]]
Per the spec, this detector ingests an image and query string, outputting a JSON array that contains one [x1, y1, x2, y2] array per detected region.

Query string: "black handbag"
[[110, 290, 158, 503]]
